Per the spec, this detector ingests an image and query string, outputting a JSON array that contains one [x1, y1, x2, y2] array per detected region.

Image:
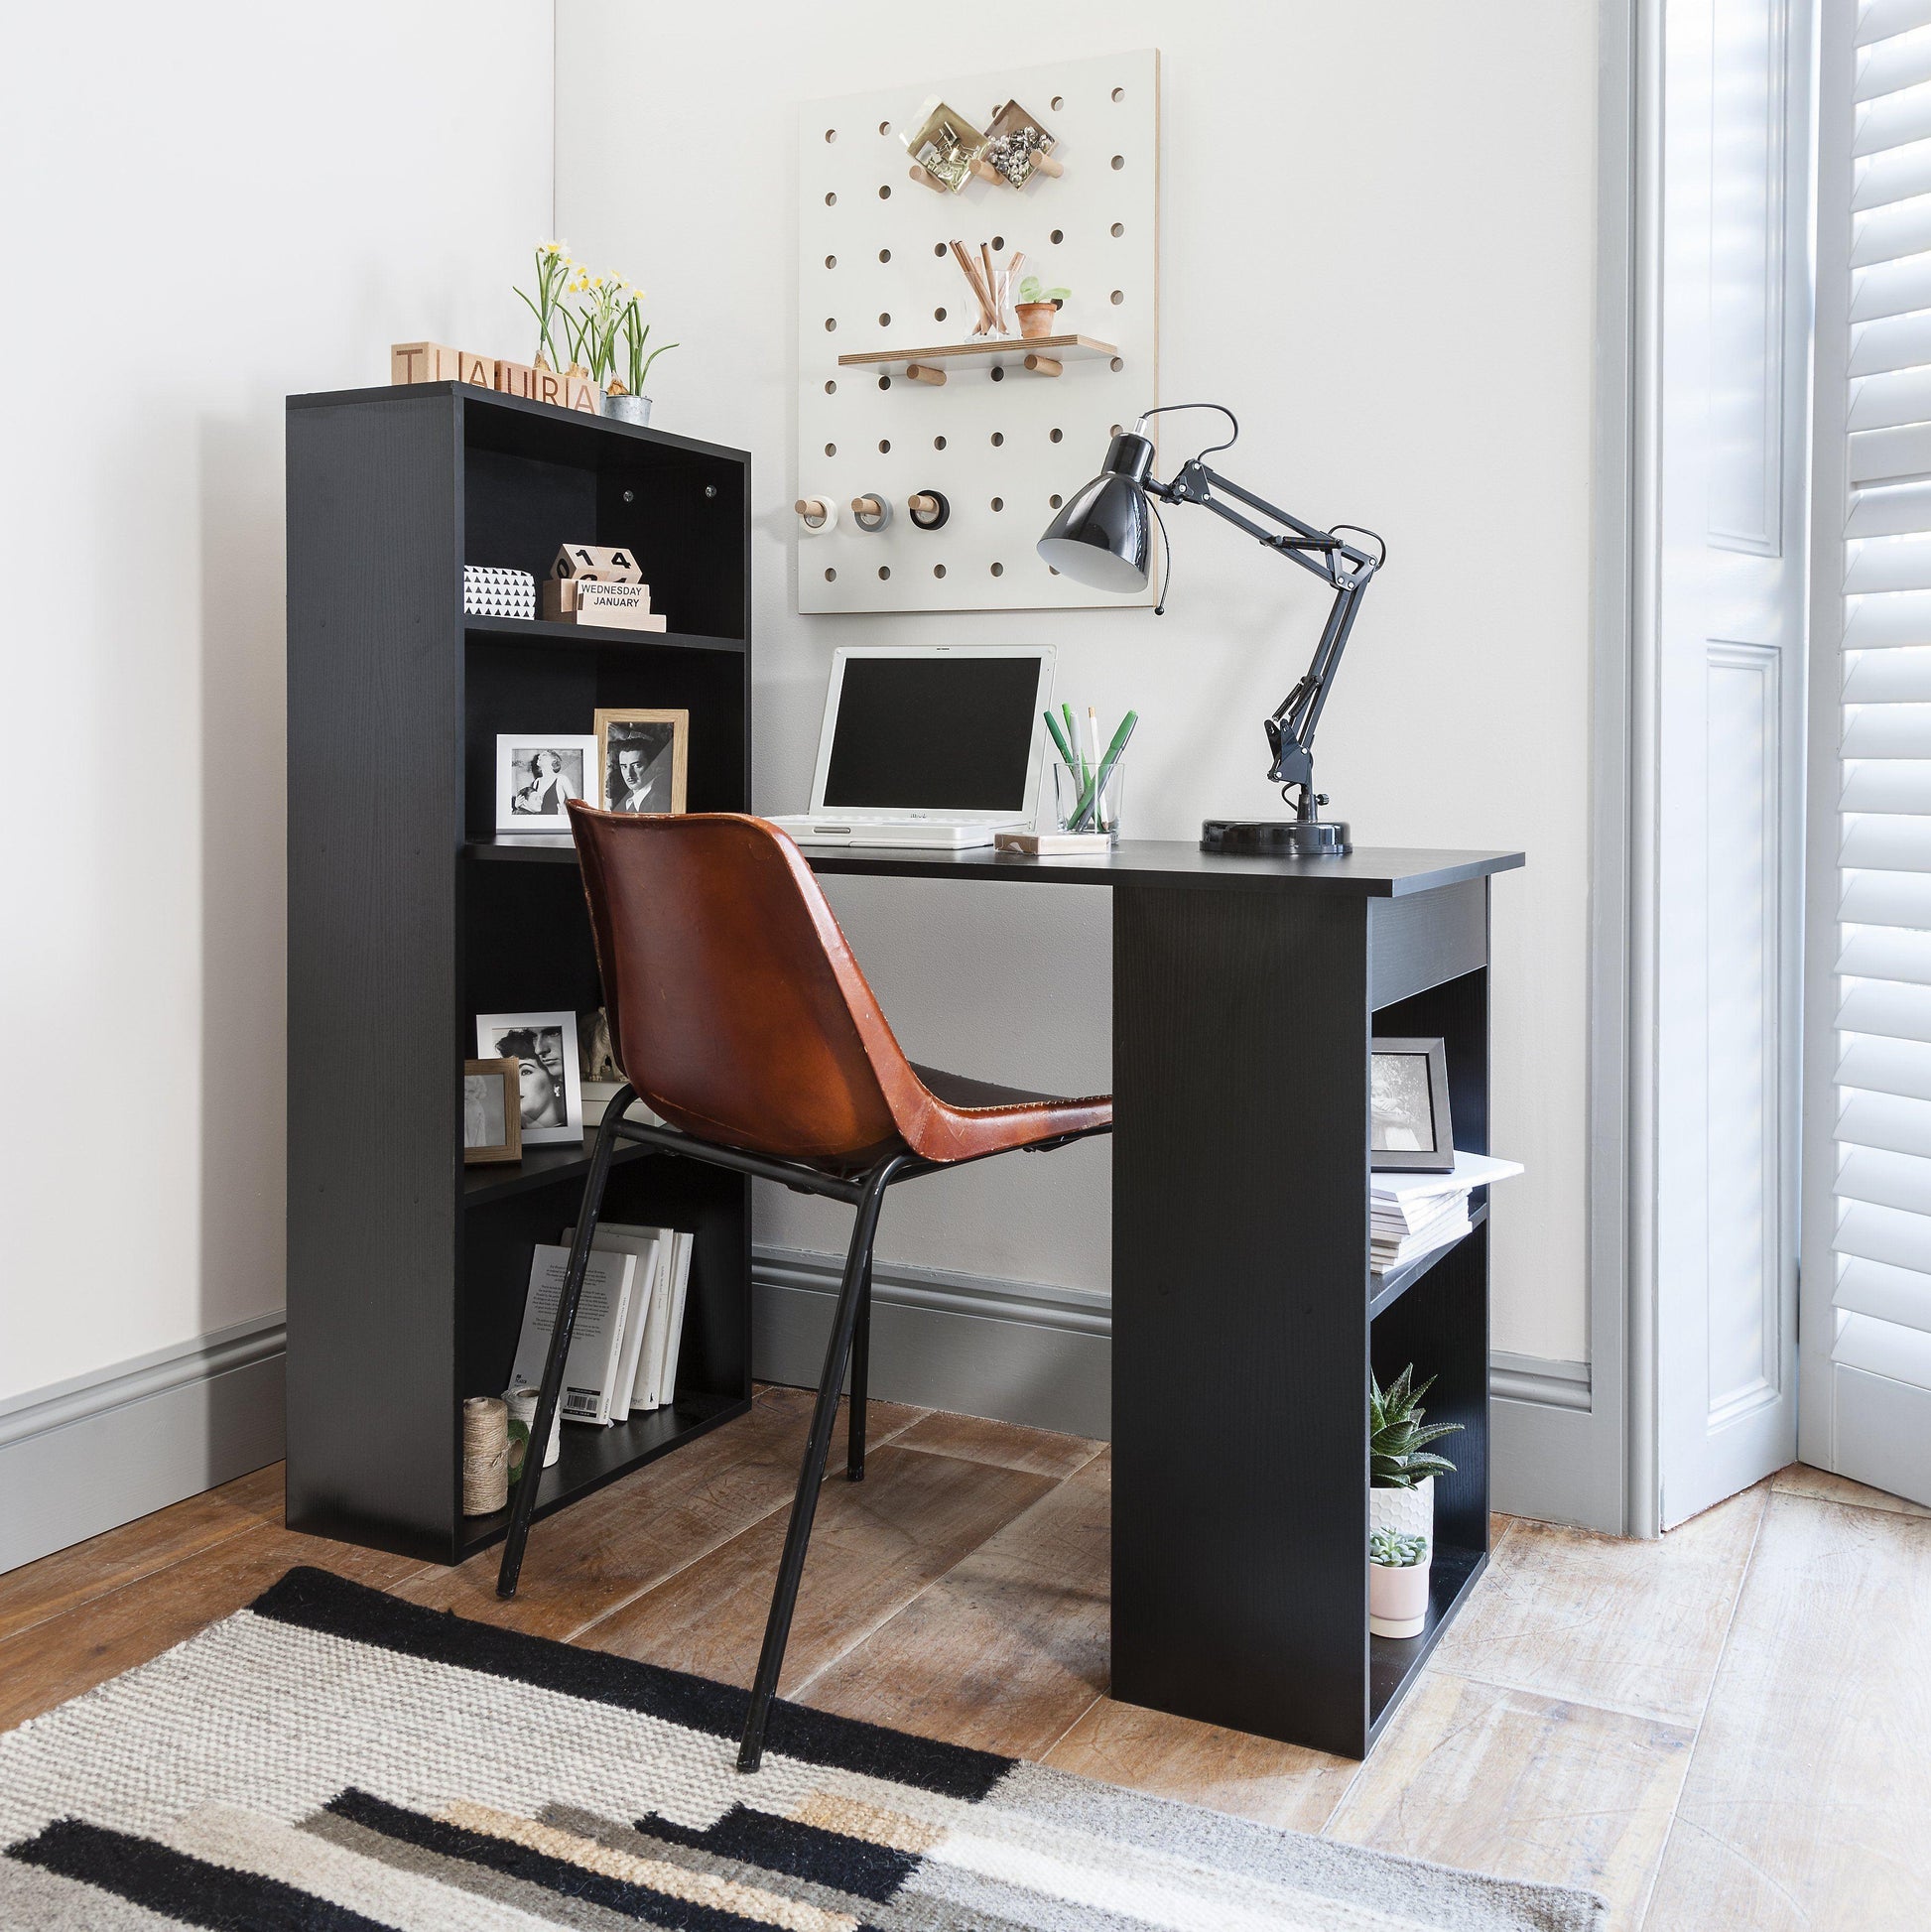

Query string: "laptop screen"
[[820, 654, 1043, 812]]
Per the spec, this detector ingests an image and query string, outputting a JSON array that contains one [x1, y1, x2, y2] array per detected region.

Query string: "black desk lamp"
[[1038, 404, 1384, 857]]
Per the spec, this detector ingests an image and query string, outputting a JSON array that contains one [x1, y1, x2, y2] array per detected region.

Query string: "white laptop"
[[769, 644, 1055, 848]]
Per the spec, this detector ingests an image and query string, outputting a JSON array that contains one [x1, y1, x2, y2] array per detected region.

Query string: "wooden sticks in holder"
[[949, 241, 1030, 338]]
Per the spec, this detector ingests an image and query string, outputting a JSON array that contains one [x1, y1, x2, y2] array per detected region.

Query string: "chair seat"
[[906, 1062, 1112, 1163]]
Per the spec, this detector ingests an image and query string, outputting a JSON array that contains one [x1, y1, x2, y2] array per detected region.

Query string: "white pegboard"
[[796, 51, 1159, 614]]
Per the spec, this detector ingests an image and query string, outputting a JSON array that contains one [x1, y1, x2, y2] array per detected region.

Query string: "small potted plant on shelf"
[[606, 293, 678, 427], [1368, 1364, 1463, 1639], [1016, 274, 1069, 340]]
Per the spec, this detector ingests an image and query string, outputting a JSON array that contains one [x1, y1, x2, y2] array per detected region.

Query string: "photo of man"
[[595, 708, 688, 815]]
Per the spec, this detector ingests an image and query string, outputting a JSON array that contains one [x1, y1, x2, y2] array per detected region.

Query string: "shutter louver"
[[1831, 2, 1931, 1396]]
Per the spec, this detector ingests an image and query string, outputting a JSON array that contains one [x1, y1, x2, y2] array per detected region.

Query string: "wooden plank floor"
[[2, 1391, 1927, 1930]]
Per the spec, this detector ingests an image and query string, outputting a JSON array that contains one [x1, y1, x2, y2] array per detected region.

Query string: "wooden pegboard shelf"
[[837, 332, 1117, 379]]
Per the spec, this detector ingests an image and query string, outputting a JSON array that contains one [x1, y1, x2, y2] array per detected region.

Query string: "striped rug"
[[0, 1567, 1604, 1930]]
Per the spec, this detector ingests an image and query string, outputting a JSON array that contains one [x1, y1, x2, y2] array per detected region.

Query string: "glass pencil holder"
[[1052, 753, 1127, 840]]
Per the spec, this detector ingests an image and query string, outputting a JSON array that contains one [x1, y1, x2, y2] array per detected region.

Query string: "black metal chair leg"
[[737, 1158, 904, 1773], [846, 1257, 872, 1481], [497, 1086, 636, 1600]]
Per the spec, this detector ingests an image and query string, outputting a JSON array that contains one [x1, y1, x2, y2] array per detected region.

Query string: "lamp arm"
[[1149, 456, 1381, 820]]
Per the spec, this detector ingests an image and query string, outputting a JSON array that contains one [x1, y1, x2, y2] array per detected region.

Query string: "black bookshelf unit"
[[285, 382, 752, 1564]]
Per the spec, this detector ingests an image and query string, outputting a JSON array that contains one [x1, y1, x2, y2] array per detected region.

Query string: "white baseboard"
[[0, 1315, 286, 1574], [754, 1245, 1609, 1523]]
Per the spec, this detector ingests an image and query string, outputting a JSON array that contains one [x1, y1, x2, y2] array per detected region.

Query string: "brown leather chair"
[[497, 808, 1111, 1770]]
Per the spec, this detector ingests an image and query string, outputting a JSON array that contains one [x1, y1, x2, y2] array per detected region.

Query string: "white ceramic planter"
[[1368, 1558, 1431, 1637], [1368, 1475, 1433, 1638]]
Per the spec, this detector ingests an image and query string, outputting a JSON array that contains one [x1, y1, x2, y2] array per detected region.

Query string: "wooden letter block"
[[532, 365, 566, 408], [493, 358, 538, 400], [455, 348, 493, 387], [550, 544, 643, 583], [563, 372, 599, 415], [391, 341, 460, 385]]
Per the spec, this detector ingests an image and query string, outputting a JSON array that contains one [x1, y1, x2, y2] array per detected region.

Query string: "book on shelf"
[[578, 1221, 695, 1413], [509, 1244, 638, 1424], [1370, 1150, 1524, 1276], [563, 1223, 659, 1417]]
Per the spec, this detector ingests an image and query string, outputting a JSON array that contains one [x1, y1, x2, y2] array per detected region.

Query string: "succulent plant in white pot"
[[1368, 1365, 1462, 1638]]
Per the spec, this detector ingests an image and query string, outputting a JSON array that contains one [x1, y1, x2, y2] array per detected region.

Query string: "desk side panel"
[[286, 393, 460, 1559], [1112, 883, 1370, 1754]]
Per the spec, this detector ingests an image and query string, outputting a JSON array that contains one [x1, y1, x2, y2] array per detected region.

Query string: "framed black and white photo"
[[475, 1011, 583, 1147], [495, 734, 598, 832], [594, 708, 689, 815], [462, 1057, 522, 1165], [1370, 1037, 1454, 1172]]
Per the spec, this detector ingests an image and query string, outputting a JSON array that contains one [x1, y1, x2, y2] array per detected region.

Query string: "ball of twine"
[[461, 1395, 509, 1514]]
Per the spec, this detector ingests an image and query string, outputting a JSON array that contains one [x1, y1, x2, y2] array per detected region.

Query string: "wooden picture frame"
[[1369, 1036, 1454, 1172], [595, 708, 690, 815], [461, 1057, 522, 1165]]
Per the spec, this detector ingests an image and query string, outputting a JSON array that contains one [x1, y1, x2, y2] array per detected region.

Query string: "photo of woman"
[[495, 735, 597, 833], [474, 1010, 583, 1145]]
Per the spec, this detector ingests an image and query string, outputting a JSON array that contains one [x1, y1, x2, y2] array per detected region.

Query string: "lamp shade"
[[1037, 430, 1156, 592]]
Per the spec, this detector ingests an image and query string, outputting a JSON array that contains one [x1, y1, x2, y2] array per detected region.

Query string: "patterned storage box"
[[463, 566, 537, 619]]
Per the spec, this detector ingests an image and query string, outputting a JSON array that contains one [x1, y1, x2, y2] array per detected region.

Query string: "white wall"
[[555, 0, 1600, 1364], [0, 3, 554, 1406]]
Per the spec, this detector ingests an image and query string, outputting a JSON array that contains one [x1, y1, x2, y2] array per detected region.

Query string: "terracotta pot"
[[1017, 302, 1059, 340], [1368, 1557, 1431, 1638]]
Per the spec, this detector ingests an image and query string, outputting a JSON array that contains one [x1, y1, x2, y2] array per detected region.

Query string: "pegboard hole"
[[877, 375, 891, 391], [991, 496, 1004, 511], [1110, 155, 1124, 171], [934, 435, 948, 451], [1111, 86, 1124, 102], [1110, 424, 1122, 437], [878, 248, 891, 263], [878, 184, 892, 198], [992, 234, 1005, 250], [825, 318, 837, 331], [1049, 493, 1064, 509], [825, 254, 837, 269], [1110, 356, 1123, 372], [990, 366, 1005, 382], [825, 127, 837, 142], [1049, 565, 1061, 576], [990, 561, 1005, 577], [1050, 428, 1064, 443], [1110, 221, 1124, 237], [826, 192, 837, 206], [934, 241, 947, 257], [934, 564, 947, 579], [878, 312, 891, 326], [878, 566, 891, 580], [1051, 94, 1064, 110], [1050, 228, 1064, 245], [825, 380, 837, 395], [990, 431, 1005, 447], [825, 567, 837, 581], [934, 307, 948, 322], [878, 439, 891, 452], [878, 120, 890, 135], [825, 443, 837, 456], [1110, 290, 1124, 306]]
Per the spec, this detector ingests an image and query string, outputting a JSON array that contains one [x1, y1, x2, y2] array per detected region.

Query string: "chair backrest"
[[568, 806, 930, 1165]]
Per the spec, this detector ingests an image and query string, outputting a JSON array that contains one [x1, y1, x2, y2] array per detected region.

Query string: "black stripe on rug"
[[252, 1567, 1013, 1804], [631, 1804, 917, 1903], [323, 1788, 858, 1930], [7, 1817, 390, 1931]]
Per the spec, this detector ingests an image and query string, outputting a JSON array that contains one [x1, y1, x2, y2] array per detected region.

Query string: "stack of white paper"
[[1370, 1151, 1524, 1274]]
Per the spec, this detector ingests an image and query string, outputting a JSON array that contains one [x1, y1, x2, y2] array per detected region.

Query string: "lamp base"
[[1200, 818, 1352, 857]]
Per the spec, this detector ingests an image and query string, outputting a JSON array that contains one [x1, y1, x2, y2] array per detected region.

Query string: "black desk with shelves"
[[285, 379, 1521, 1760]]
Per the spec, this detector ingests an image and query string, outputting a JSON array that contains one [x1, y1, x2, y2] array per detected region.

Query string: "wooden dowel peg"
[[1030, 150, 1065, 178], [1023, 353, 1064, 377], [795, 497, 829, 519], [909, 493, 940, 516], [909, 164, 948, 193], [904, 362, 947, 386], [970, 158, 1004, 187], [852, 495, 883, 517], [850, 493, 892, 531]]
